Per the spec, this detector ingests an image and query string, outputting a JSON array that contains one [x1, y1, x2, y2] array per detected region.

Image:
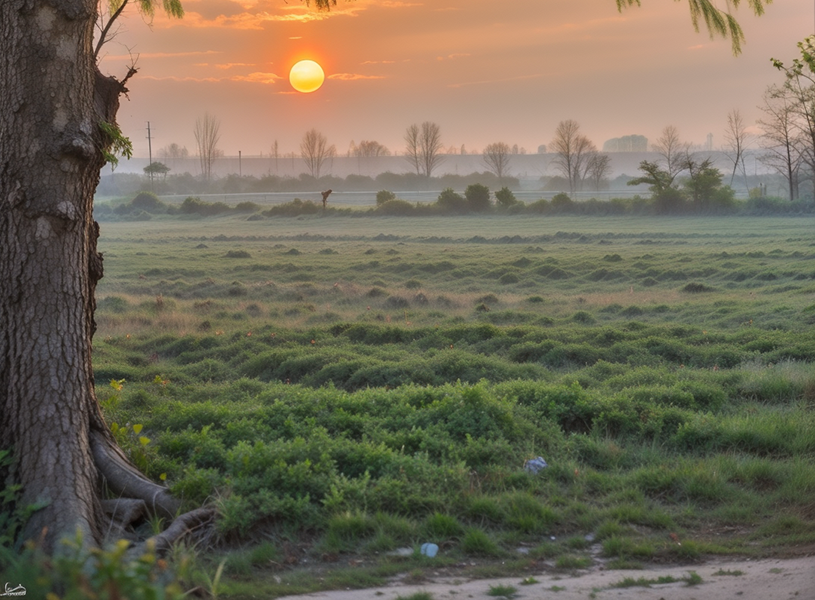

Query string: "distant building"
[[603, 135, 648, 152]]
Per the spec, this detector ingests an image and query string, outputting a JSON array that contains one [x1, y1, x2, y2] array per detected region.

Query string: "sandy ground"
[[276, 556, 815, 600]]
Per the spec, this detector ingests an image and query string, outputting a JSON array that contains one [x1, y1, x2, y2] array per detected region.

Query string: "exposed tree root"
[[90, 430, 217, 554], [101, 498, 147, 529], [91, 429, 180, 520], [146, 507, 217, 554]]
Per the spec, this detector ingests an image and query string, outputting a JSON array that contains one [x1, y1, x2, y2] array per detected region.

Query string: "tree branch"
[[95, 0, 131, 60]]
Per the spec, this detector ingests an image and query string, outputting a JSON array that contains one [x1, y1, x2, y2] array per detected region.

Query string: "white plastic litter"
[[523, 456, 548, 474]]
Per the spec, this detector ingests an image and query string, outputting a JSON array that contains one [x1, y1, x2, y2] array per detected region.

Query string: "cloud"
[[215, 62, 256, 69], [140, 71, 282, 84], [328, 73, 386, 81], [153, 0, 415, 29], [436, 53, 471, 61], [232, 71, 283, 84], [170, 4, 364, 29], [101, 50, 220, 60], [361, 60, 396, 65], [141, 75, 223, 82]]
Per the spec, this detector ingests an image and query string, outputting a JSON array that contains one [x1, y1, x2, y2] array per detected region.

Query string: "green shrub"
[[495, 187, 518, 209], [377, 199, 416, 215], [551, 193, 573, 211], [376, 190, 397, 205], [130, 191, 167, 212], [436, 188, 468, 213], [465, 183, 491, 212]]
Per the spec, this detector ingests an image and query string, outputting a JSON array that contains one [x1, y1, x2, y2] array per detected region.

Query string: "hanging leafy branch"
[[95, 0, 185, 60], [616, 0, 773, 55]]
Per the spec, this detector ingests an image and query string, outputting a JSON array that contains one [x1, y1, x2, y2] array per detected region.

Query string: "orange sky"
[[99, 0, 812, 164]]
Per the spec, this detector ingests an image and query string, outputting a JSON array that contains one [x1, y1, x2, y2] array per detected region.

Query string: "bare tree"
[[723, 109, 750, 187], [652, 125, 689, 185], [194, 112, 222, 183], [404, 122, 445, 178], [586, 152, 612, 190], [300, 128, 336, 178], [550, 120, 597, 193], [157, 142, 189, 173], [781, 75, 815, 195], [158, 142, 189, 159], [355, 140, 391, 157], [404, 123, 421, 175], [483, 142, 512, 182], [758, 85, 803, 201], [419, 122, 444, 177]]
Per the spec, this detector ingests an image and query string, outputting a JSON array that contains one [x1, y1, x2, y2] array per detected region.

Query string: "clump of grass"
[[602, 536, 654, 559], [611, 572, 702, 588], [476, 293, 499, 305], [611, 575, 681, 588], [487, 584, 517, 597], [367, 287, 389, 298], [713, 569, 744, 576], [422, 513, 463, 540], [396, 593, 434, 600], [461, 528, 502, 556], [556, 554, 592, 569]]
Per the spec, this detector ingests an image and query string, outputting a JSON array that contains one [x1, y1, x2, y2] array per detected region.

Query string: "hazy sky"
[[99, 0, 813, 162]]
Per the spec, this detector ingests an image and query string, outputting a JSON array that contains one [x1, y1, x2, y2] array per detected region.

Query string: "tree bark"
[[0, 0, 195, 554]]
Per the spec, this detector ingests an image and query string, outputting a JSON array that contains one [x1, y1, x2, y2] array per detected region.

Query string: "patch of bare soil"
[[276, 555, 815, 600]]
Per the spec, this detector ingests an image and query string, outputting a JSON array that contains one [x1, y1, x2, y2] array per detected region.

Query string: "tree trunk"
[[0, 0, 191, 553]]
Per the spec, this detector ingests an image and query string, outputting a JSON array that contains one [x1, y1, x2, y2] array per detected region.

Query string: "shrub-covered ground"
[[92, 214, 815, 597]]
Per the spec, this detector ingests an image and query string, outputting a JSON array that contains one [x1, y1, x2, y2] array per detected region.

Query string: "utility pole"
[[146, 121, 154, 191]]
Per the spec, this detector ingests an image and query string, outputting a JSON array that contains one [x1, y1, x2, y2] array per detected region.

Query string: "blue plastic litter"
[[524, 456, 548, 474]]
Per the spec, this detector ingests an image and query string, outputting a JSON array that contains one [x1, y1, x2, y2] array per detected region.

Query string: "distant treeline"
[[97, 170, 524, 197], [95, 188, 815, 222]]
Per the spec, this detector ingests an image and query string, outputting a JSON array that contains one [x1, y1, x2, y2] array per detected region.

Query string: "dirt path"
[[276, 556, 815, 600]]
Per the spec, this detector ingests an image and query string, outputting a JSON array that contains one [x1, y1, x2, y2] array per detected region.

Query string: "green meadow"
[[93, 212, 815, 596]]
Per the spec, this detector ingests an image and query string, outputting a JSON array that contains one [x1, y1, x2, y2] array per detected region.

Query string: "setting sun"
[[289, 59, 325, 93]]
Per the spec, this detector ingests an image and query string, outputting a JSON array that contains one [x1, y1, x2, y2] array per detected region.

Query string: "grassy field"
[[93, 213, 815, 597]]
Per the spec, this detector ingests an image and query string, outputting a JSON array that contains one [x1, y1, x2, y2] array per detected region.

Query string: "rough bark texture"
[[0, 0, 193, 553]]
